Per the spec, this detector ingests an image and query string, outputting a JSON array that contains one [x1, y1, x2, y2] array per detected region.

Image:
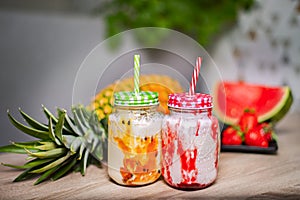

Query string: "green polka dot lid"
[[114, 91, 159, 106]]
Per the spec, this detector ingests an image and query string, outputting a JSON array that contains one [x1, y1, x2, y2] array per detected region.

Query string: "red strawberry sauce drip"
[[162, 121, 178, 184], [195, 120, 201, 136], [163, 119, 206, 188]]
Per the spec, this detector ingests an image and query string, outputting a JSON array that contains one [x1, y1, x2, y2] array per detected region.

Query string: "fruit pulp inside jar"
[[108, 106, 162, 185]]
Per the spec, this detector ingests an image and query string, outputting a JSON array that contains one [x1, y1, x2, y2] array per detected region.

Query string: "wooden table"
[[1, 113, 300, 199]]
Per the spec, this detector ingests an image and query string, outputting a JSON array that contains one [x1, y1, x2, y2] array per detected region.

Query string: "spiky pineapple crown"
[[0, 105, 106, 185]]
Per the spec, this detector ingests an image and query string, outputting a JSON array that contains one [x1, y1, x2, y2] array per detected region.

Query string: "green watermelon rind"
[[259, 86, 293, 123], [214, 83, 293, 125]]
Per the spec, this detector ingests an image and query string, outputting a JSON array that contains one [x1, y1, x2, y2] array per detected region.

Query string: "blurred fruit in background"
[[90, 74, 184, 122], [214, 81, 293, 126]]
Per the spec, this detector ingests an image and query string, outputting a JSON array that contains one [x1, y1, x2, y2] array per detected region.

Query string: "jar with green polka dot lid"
[[108, 90, 163, 186]]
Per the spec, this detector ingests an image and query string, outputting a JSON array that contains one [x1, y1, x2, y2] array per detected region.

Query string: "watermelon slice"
[[214, 81, 293, 125]]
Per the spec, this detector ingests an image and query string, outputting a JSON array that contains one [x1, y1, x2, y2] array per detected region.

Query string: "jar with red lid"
[[161, 93, 220, 189]]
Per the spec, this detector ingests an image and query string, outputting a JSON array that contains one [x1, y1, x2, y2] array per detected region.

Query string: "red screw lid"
[[168, 93, 213, 109]]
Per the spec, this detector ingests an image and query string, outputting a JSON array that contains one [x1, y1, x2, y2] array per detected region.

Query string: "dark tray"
[[221, 140, 278, 154]]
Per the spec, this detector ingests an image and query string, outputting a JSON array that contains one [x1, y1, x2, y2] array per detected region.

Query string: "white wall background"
[[0, 10, 104, 145]]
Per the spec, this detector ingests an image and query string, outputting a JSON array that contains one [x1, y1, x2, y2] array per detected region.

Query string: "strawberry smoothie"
[[161, 93, 220, 189]]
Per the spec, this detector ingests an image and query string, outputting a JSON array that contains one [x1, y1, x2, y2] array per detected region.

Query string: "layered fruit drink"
[[108, 91, 162, 186]]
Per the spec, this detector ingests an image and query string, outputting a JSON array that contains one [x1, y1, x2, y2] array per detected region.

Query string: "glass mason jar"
[[108, 91, 163, 186], [161, 93, 220, 189]]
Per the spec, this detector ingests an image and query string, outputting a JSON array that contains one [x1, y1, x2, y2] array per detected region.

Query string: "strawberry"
[[222, 126, 243, 145], [259, 123, 272, 141], [245, 126, 269, 148], [238, 108, 258, 133], [257, 122, 277, 142]]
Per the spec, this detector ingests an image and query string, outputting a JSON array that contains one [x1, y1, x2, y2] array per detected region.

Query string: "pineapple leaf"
[[2, 157, 54, 169], [81, 149, 89, 176], [8, 111, 50, 140], [83, 129, 93, 144], [72, 108, 88, 135], [78, 144, 85, 160], [13, 168, 37, 182], [42, 105, 58, 124], [36, 141, 56, 151], [24, 158, 55, 168], [48, 117, 62, 146], [62, 135, 76, 149], [81, 107, 91, 121], [44, 106, 72, 134], [89, 113, 105, 137], [25, 148, 66, 159], [54, 111, 65, 142], [57, 108, 74, 134], [34, 163, 62, 185], [12, 141, 41, 150], [0, 144, 34, 154], [26, 156, 35, 160], [19, 108, 48, 131], [91, 136, 98, 152], [80, 106, 92, 120], [70, 137, 82, 155], [30, 152, 71, 174], [93, 140, 103, 161], [13, 140, 41, 145], [64, 113, 80, 136], [1, 163, 29, 169], [76, 107, 90, 129], [100, 117, 108, 137], [52, 156, 77, 181]]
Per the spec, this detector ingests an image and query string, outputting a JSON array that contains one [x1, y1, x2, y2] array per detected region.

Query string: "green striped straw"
[[134, 54, 140, 95]]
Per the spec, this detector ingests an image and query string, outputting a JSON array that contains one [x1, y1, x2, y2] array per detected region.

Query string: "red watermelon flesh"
[[214, 81, 293, 125]]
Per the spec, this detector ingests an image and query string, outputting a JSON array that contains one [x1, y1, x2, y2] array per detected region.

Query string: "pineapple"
[[90, 74, 184, 121], [0, 105, 106, 185]]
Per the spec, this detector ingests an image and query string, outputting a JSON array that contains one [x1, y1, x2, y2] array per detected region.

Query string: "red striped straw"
[[189, 57, 202, 95]]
